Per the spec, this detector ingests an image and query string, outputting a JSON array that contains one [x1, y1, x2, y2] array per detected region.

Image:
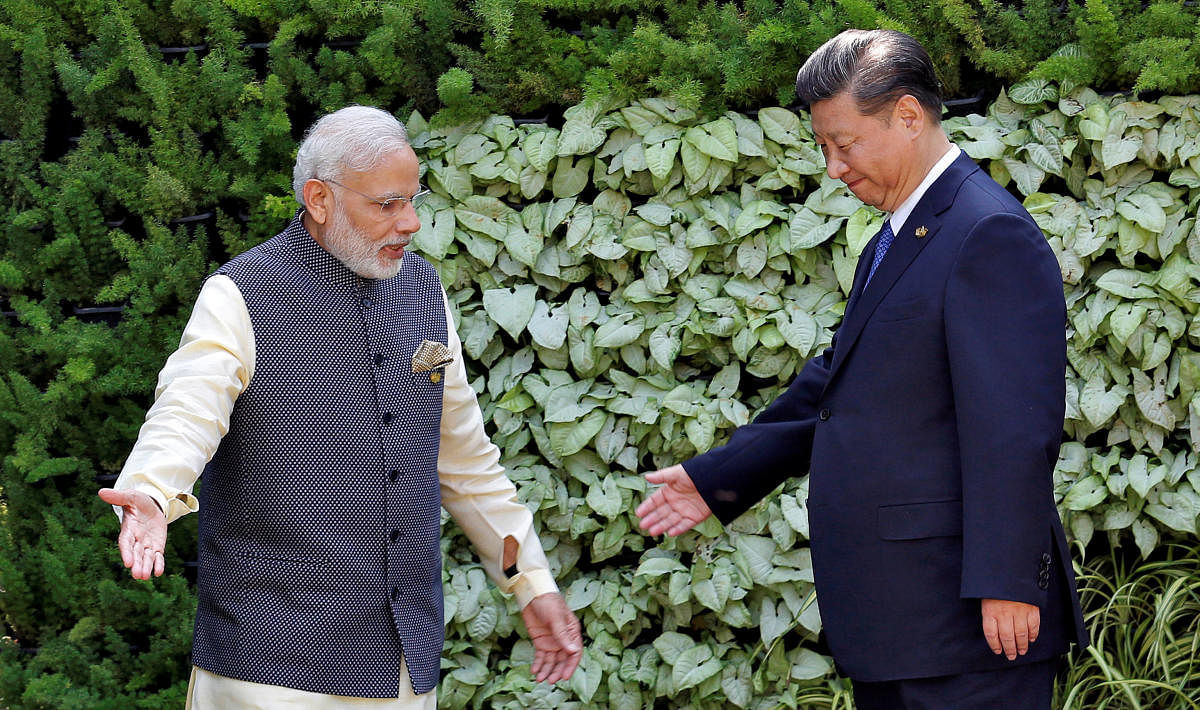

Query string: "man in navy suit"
[[637, 29, 1087, 708]]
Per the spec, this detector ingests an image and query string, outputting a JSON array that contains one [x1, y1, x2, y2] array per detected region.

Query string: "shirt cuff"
[[509, 568, 559, 608]]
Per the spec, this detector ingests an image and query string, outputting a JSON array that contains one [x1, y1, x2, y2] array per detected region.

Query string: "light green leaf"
[[482, 284, 537, 338], [1117, 192, 1167, 233], [595, 312, 646, 348], [636, 203, 673, 227], [504, 221, 542, 267], [649, 323, 682, 369], [552, 156, 591, 198], [734, 534, 777, 580], [652, 631, 694, 665], [1079, 374, 1128, 427], [1094, 269, 1157, 299], [645, 138, 680, 179], [455, 195, 511, 240], [1131, 517, 1158, 558], [721, 659, 753, 709], [1102, 134, 1142, 170], [790, 649, 833, 680], [1132, 367, 1176, 431], [1063, 475, 1108, 510], [1145, 484, 1200, 533], [528, 301, 568, 349], [558, 120, 607, 156], [522, 127, 559, 172], [586, 474, 624, 519], [1002, 158, 1045, 196], [789, 208, 843, 250], [679, 138, 711, 183], [413, 209, 455, 260], [673, 645, 721, 691], [1009, 78, 1057, 105], [547, 408, 606, 457], [454, 133, 495, 165], [758, 107, 803, 147], [759, 597, 791, 645]]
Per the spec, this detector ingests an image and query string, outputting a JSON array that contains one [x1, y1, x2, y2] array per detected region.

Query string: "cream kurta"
[[114, 273, 558, 708]]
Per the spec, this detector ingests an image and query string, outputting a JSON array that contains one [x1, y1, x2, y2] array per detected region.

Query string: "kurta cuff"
[[509, 568, 560, 608]]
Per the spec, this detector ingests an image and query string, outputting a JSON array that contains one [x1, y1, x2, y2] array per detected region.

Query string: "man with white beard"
[[98, 105, 581, 709]]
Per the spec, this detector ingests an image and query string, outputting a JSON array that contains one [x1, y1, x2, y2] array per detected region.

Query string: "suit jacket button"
[[818, 408, 831, 421], [1038, 576, 1049, 590], [1042, 552, 1052, 564]]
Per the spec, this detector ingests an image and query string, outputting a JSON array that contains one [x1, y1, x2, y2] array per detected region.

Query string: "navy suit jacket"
[[685, 153, 1088, 682]]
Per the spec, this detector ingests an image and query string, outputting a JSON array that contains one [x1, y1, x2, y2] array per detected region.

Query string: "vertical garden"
[[2, 0, 1200, 707]]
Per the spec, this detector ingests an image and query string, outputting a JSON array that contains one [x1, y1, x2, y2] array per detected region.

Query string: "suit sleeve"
[[944, 211, 1066, 605], [683, 340, 835, 523]]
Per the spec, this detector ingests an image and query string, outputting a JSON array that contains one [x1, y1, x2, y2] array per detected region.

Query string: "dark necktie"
[[866, 220, 895, 283]]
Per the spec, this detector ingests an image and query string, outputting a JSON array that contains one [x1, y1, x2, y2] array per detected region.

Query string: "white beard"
[[323, 204, 407, 280]]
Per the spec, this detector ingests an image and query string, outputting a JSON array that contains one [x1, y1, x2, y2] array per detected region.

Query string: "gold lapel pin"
[[430, 372, 442, 384], [915, 225, 928, 238]]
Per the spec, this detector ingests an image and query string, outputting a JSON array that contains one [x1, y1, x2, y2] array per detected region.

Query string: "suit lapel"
[[826, 153, 979, 379]]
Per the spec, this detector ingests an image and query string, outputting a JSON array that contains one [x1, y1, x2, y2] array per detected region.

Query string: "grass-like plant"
[[1057, 541, 1200, 709]]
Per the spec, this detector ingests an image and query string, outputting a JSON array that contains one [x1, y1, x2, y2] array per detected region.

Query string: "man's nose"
[[825, 155, 848, 180], [394, 203, 420, 233]]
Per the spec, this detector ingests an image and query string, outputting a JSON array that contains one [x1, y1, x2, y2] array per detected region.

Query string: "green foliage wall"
[[4, 1, 1200, 708]]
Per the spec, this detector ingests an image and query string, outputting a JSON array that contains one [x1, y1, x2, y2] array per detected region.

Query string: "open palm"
[[97, 488, 167, 580], [636, 464, 712, 536]]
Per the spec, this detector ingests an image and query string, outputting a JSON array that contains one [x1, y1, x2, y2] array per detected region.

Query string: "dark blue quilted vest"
[[192, 217, 448, 697]]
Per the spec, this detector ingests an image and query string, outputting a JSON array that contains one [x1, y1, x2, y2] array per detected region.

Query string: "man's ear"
[[302, 178, 331, 225], [893, 94, 926, 134]]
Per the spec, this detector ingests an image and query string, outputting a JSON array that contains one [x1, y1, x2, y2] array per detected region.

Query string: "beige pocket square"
[[412, 340, 454, 373]]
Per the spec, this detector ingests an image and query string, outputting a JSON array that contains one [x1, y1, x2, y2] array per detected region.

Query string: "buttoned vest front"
[[192, 217, 448, 697]]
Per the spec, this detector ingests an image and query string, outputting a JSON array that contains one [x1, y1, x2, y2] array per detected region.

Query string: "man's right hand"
[[97, 488, 167, 580], [636, 464, 713, 536]]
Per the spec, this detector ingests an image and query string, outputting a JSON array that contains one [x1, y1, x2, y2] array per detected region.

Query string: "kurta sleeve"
[[112, 275, 255, 523], [436, 289, 558, 608]]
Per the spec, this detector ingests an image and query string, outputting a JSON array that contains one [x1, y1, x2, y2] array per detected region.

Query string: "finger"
[[667, 518, 698, 536], [635, 492, 661, 520], [116, 522, 136, 568], [982, 614, 1001, 655], [644, 470, 669, 485], [153, 549, 166, 577], [549, 612, 581, 654], [1014, 619, 1030, 656], [997, 614, 1017, 660], [1028, 608, 1041, 645], [97, 487, 132, 506], [557, 646, 582, 681]]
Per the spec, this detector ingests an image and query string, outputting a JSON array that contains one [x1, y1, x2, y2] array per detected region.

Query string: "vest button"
[[391, 586, 399, 601], [818, 408, 831, 421], [390, 529, 400, 543], [374, 353, 385, 366], [362, 297, 374, 308], [389, 469, 400, 482], [382, 412, 394, 424]]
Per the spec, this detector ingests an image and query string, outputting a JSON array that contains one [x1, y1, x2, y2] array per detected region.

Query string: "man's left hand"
[[981, 598, 1040, 660], [521, 592, 583, 683]]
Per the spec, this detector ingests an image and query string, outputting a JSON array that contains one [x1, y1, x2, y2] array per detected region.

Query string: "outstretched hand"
[[521, 592, 583, 684], [636, 464, 712, 536], [97, 488, 167, 580]]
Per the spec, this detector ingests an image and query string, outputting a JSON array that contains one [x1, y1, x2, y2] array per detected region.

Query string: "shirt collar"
[[887, 144, 960, 234]]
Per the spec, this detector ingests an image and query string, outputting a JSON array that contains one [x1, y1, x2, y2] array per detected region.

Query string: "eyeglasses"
[[320, 178, 431, 219]]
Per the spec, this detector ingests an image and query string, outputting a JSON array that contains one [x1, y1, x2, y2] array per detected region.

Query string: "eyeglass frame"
[[317, 177, 432, 219]]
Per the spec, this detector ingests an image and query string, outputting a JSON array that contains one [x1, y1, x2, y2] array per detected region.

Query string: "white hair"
[[292, 105, 410, 207]]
